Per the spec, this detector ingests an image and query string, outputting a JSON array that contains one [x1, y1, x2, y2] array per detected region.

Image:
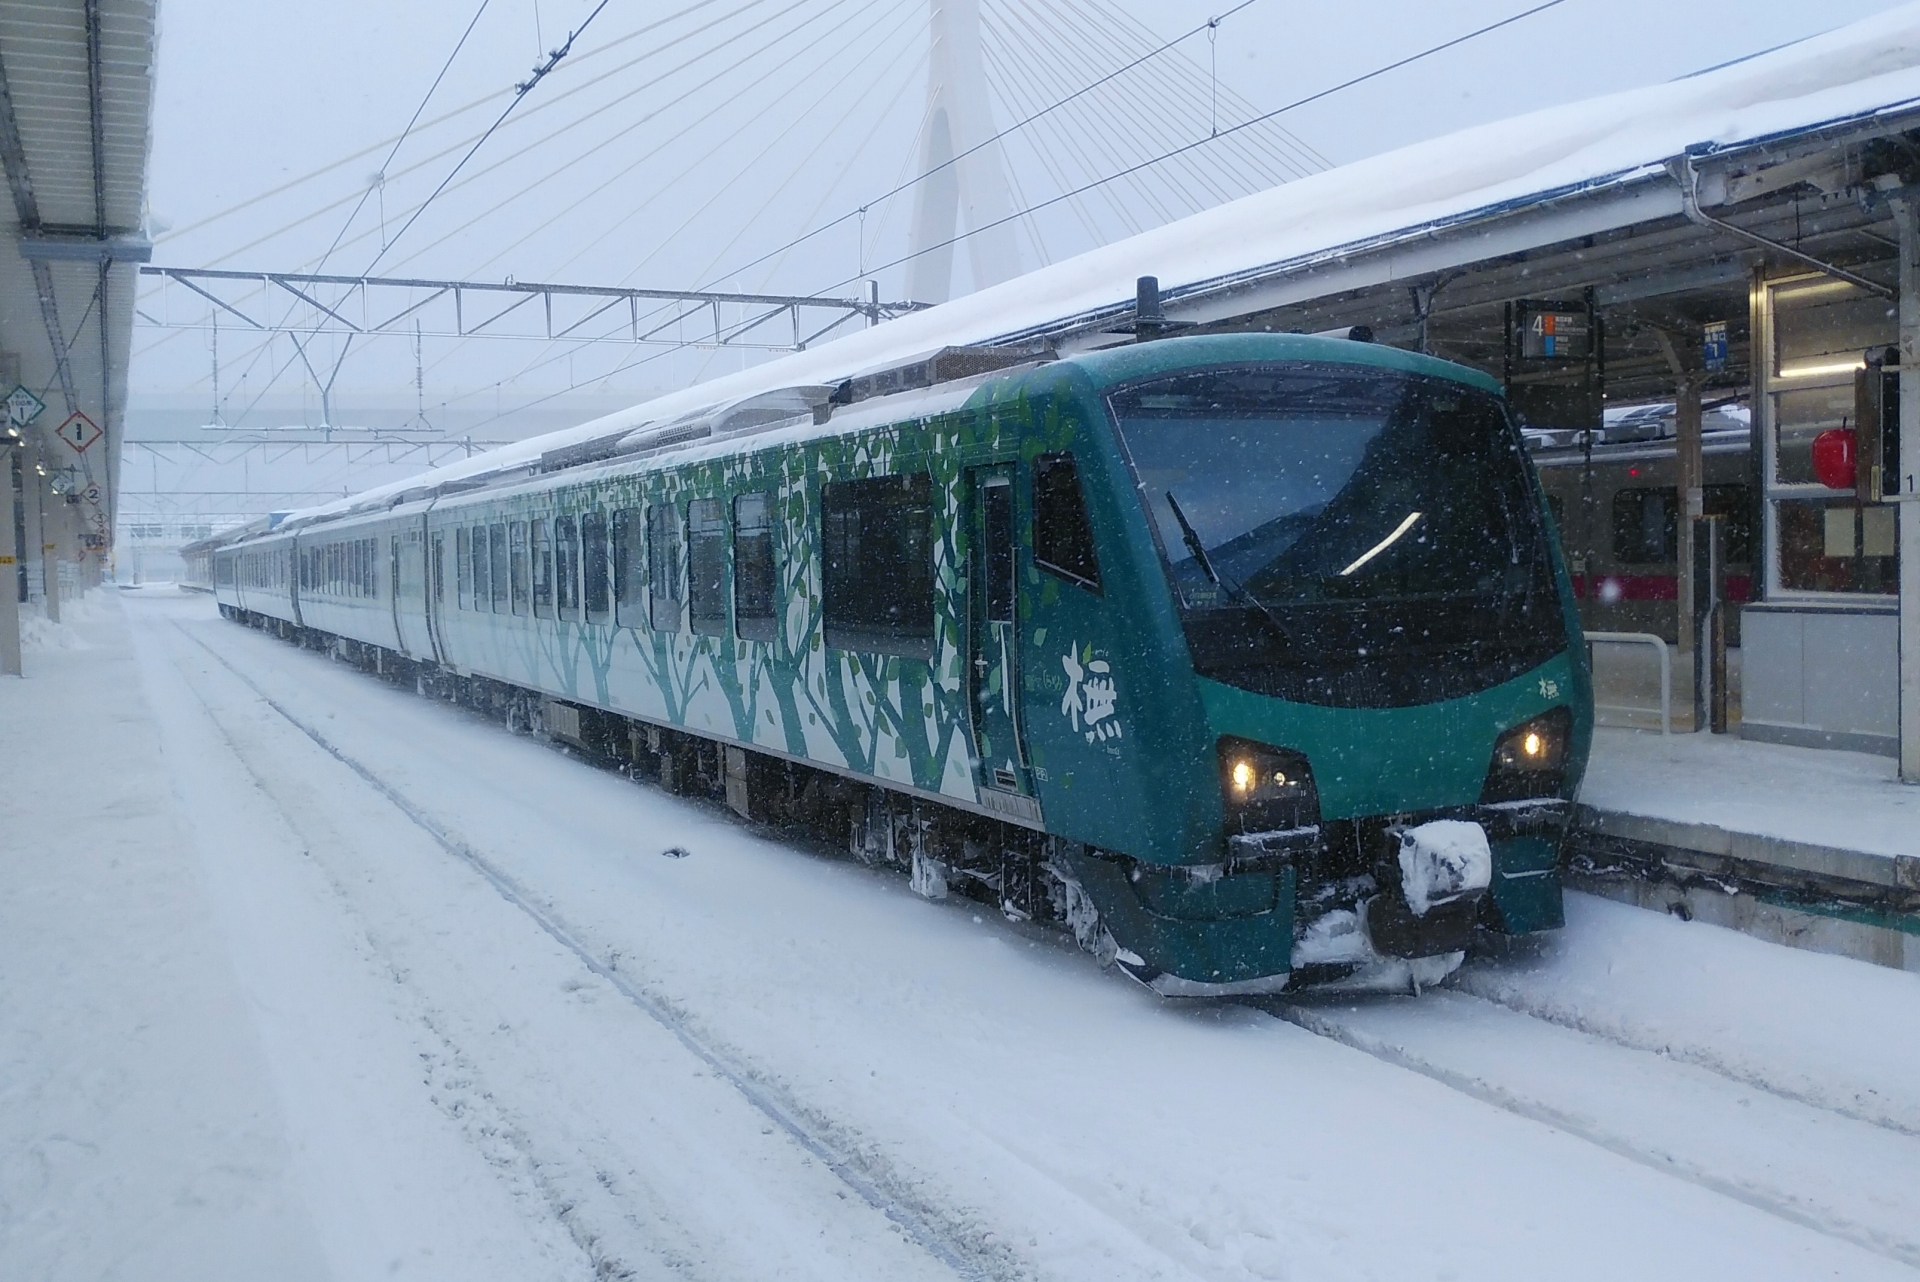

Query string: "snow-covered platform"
[[11, 589, 1920, 1281], [1575, 728, 1920, 973]]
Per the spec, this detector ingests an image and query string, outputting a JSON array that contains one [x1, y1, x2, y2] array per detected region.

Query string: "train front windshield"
[[1109, 363, 1567, 708]]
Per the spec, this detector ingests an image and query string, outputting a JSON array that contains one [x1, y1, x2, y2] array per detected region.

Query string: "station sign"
[[54, 410, 102, 453], [1517, 306, 1590, 360], [1703, 321, 1729, 371], [5, 383, 44, 429]]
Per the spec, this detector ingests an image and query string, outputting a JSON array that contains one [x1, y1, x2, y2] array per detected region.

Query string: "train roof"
[[273, 6, 1918, 532]]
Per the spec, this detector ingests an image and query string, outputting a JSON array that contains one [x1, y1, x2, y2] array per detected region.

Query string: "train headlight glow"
[[1218, 738, 1318, 833], [1482, 708, 1572, 803]]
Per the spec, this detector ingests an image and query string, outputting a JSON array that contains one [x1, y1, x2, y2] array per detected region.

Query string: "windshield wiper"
[[1165, 491, 1295, 646]]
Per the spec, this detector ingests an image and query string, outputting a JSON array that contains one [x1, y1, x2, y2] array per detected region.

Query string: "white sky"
[[134, 0, 1904, 433]]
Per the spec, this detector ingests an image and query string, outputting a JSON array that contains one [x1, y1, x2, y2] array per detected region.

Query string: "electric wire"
[[686, 0, 1263, 293], [189, 0, 794, 271], [823, 0, 1573, 295], [392, 0, 894, 285], [316, 0, 496, 274], [363, 0, 617, 274], [156, 0, 746, 248], [460, 0, 1578, 433]]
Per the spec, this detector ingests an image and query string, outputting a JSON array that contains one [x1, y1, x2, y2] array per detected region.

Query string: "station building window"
[[733, 492, 776, 642], [821, 473, 933, 659], [1759, 274, 1899, 598]]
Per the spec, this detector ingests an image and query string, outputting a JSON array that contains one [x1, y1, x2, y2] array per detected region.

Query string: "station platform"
[[1573, 728, 1920, 974]]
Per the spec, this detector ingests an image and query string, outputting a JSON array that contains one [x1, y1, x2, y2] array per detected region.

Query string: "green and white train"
[[214, 332, 1591, 995]]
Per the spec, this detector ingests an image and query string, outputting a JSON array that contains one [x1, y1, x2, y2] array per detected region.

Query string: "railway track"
[[1265, 993, 1920, 1269], [158, 619, 1012, 1282], [138, 596, 1920, 1282]]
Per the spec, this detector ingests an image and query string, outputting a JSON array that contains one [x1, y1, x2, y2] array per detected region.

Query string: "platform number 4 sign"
[[54, 411, 101, 453]]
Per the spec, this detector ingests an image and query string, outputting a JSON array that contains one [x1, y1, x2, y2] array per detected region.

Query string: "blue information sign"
[[1703, 321, 1729, 371]]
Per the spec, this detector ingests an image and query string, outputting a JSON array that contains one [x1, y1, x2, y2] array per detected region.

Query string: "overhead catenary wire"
[[363, 0, 617, 274], [820, 0, 1573, 296], [688, 0, 1265, 295], [155, 0, 749, 248], [316, 0, 497, 274], [454, 0, 1578, 434]]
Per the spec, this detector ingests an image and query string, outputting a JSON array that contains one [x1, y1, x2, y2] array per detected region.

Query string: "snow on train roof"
[[291, 5, 1920, 528]]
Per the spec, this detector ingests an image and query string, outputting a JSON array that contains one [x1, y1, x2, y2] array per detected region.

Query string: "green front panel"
[[1196, 653, 1582, 821]]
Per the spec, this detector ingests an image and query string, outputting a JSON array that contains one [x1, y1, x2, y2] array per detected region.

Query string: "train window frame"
[[613, 508, 645, 628], [471, 525, 490, 608], [583, 510, 612, 625], [821, 472, 935, 661], [648, 502, 683, 632], [1611, 487, 1678, 566], [509, 521, 530, 615], [555, 514, 580, 621], [1031, 452, 1102, 593], [531, 519, 553, 619], [732, 491, 776, 642], [489, 524, 510, 611], [456, 527, 471, 608], [688, 498, 728, 637]]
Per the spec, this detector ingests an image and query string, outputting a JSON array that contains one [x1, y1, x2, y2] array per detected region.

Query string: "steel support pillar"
[[1, 444, 20, 675], [1898, 198, 1920, 782]]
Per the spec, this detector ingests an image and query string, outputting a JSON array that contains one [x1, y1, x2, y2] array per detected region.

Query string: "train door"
[[392, 529, 433, 658], [967, 465, 1034, 803]]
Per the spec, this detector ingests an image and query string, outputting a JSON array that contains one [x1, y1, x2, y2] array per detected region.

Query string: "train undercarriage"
[[219, 602, 1563, 995]]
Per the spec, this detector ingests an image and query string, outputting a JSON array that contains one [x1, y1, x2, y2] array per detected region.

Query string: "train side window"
[[490, 524, 510, 611], [613, 508, 645, 628], [1032, 453, 1101, 592], [530, 520, 554, 618], [1611, 488, 1677, 564], [733, 492, 776, 642], [362, 539, 374, 597], [688, 498, 727, 636], [1703, 484, 1753, 564], [509, 521, 530, 614], [821, 473, 933, 660], [555, 515, 579, 621], [471, 526, 491, 606], [432, 535, 444, 602], [456, 528, 471, 608], [648, 502, 682, 632], [583, 511, 611, 624]]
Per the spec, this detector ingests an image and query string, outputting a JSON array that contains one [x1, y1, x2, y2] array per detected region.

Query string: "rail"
[[1583, 630, 1671, 736]]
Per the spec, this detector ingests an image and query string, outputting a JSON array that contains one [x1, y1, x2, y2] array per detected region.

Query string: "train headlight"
[[1481, 708, 1571, 803], [1218, 737, 1318, 833]]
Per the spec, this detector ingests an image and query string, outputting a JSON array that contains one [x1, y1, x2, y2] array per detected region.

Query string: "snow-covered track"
[[168, 620, 1017, 1282], [1267, 992, 1920, 1270]]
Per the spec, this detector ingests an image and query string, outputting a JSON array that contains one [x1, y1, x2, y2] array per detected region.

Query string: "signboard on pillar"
[[1702, 321, 1729, 371], [1516, 305, 1591, 360], [53, 411, 101, 453]]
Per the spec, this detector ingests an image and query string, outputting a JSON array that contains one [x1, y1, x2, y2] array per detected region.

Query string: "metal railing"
[[1584, 630, 1671, 736]]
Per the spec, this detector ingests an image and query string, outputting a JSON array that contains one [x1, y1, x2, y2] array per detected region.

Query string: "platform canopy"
[[0, 0, 156, 567]]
